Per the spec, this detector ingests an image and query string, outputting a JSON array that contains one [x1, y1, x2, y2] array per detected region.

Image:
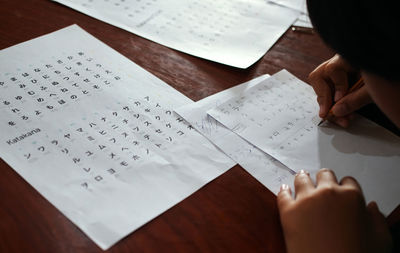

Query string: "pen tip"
[[317, 120, 324, 126]]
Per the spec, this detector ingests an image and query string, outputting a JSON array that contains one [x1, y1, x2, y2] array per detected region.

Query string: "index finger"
[[308, 66, 333, 118]]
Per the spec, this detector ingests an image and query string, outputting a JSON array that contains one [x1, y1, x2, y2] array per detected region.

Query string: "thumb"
[[367, 201, 387, 231], [331, 86, 372, 117], [366, 202, 393, 252]]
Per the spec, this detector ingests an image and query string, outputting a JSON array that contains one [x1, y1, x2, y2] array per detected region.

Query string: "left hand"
[[277, 169, 393, 253]]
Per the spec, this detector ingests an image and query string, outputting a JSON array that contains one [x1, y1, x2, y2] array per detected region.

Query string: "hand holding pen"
[[308, 54, 372, 127]]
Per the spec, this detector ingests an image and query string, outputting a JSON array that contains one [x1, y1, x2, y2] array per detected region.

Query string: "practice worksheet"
[[52, 0, 299, 68], [175, 75, 295, 195], [269, 0, 307, 13], [208, 70, 400, 214], [0, 25, 235, 250]]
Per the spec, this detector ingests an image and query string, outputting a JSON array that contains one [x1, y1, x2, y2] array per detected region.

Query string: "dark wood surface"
[[0, 0, 398, 252]]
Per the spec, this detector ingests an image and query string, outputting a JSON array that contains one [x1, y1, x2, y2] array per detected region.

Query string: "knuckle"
[[324, 61, 340, 75], [318, 185, 337, 196], [318, 168, 333, 175], [341, 175, 356, 184]]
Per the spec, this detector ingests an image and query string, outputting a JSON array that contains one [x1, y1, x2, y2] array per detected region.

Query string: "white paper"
[[208, 70, 400, 214], [293, 13, 313, 29], [175, 75, 295, 195], [269, 0, 307, 13], [52, 0, 299, 68], [0, 25, 235, 250]]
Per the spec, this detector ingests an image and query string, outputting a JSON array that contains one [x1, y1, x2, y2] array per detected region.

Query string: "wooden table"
[[1, 0, 399, 252]]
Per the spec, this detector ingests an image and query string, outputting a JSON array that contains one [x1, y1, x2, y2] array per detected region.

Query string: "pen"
[[317, 77, 365, 126]]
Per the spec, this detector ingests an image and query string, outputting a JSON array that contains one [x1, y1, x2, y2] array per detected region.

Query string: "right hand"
[[308, 54, 372, 127]]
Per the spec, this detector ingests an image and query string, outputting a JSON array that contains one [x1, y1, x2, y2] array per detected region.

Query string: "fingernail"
[[297, 169, 309, 175], [280, 184, 290, 191], [334, 91, 344, 102], [332, 103, 347, 116]]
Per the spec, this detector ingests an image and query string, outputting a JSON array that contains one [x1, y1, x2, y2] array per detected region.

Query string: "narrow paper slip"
[[52, 0, 299, 68], [175, 75, 295, 195], [208, 69, 400, 215], [0, 25, 234, 250]]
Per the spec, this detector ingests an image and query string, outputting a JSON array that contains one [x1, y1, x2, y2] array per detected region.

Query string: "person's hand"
[[308, 54, 372, 127], [277, 169, 393, 253]]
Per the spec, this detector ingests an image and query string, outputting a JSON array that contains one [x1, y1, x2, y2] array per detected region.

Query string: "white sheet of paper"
[[293, 13, 313, 28], [208, 70, 400, 214], [0, 25, 235, 250], [52, 0, 299, 68], [175, 75, 295, 195], [269, 0, 307, 13]]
